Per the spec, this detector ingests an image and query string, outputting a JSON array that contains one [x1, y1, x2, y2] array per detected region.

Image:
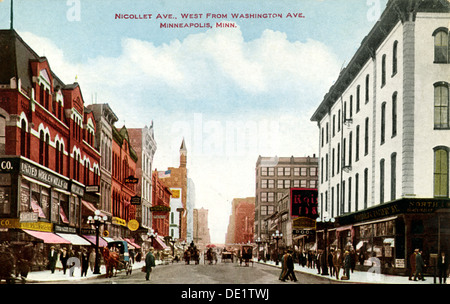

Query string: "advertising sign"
[[290, 188, 319, 219]]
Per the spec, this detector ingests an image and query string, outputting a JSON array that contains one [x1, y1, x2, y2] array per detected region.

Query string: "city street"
[[38, 260, 345, 285]]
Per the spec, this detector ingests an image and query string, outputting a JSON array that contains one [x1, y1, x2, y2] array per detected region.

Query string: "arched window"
[[434, 28, 449, 63], [392, 41, 398, 76], [381, 54, 387, 87], [434, 147, 449, 197], [434, 82, 449, 129], [39, 130, 45, 165], [20, 119, 27, 156], [392, 92, 398, 137]]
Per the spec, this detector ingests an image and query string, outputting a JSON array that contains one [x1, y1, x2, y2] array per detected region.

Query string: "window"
[[392, 41, 398, 76], [364, 168, 369, 209], [365, 75, 370, 104], [381, 54, 386, 87], [365, 118, 369, 155], [381, 102, 386, 145], [356, 125, 360, 162], [356, 85, 361, 113], [392, 92, 398, 137], [355, 173, 359, 212], [348, 177, 352, 213], [434, 147, 449, 197], [434, 28, 449, 63], [20, 119, 27, 157], [39, 131, 45, 165], [284, 180, 290, 189], [391, 153, 397, 201], [434, 82, 449, 129], [380, 159, 385, 203], [293, 168, 300, 176]]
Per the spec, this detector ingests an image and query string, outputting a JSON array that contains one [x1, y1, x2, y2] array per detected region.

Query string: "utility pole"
[[10, 0, 14, 30]]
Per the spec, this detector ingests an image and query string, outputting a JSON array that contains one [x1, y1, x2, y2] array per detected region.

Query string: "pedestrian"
[[408, 249, 418, 281], [414, 250, 426, 281], [281, 249, 297, 282], [60, 247, 69, 275], [48, 246, 58, 274], [279, 250, 287, 280], [350, 250, 356, 273], [81, 248, 89, 277], [145, 247, 156, 281], [333, 249, 343, 280], [320, 249, 328, 275], [343, 250, 351, 280], [328, 249, 335, 277], [88, 248, 96, 272], [437, 252, 448, 284], [316, 250, 322, 274]]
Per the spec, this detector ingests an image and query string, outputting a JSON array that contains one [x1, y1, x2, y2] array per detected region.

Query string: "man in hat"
[[145, 247, 156, 281], [414, 250, 426, 281], [60, 247, 69, 274], [281, 249, 297, 282], [48, 246, 58, 274], [408, 249, 418, 281]]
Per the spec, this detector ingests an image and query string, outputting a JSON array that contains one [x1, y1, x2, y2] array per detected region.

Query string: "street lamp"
[[255, 237, 262, 261], [272, 230, 283, 266], [317, 216, 335, 276], [87, 210, 108, 274], [169, 237, 177, 257]]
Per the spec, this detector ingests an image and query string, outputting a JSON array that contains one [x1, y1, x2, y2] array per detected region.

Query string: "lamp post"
[[272, 230, 283, 266], [87, 210, 108, 274], [169, 237, 177, 257], [317, 216, 335, 276], [255, 237, 262, 261]]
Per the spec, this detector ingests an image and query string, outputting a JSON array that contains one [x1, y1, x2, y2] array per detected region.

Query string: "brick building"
[[110, 126, 138, 238], [226, 197, 255, 245], [0, 30, 101, 262], [151, 170, 172, 237]]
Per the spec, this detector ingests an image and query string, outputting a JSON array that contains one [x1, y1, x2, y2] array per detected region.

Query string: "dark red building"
[[151, 170, 172, 237], [0, 30, 101, 262]]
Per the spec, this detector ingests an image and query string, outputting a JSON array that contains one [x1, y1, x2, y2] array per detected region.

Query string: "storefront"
[[334, 198, 450, 275]]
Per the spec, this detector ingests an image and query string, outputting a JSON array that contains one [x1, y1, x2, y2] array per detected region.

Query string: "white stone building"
[[311, 0, 450, 275]]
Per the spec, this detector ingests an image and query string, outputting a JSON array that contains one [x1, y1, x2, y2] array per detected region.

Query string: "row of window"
[[321, 147, 449, 217], [260, 166, 318, 177], [260, 179, 318, 189], [321, 81, 450, 184]]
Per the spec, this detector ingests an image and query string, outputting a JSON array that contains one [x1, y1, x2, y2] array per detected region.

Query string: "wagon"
[[221, 251, 234, 263], [107, 241, 132, 275], [239, 245, 254, 267]]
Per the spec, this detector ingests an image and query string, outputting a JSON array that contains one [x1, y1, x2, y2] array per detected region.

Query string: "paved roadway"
[[60, 260, 347, 284]]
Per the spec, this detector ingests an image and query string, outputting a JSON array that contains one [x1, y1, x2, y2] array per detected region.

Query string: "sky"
[[0, 0, 388, 243]]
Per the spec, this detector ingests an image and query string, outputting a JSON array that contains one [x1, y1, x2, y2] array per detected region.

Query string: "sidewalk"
[[257, 260, 448, 284], [25, 260, 150, 283]]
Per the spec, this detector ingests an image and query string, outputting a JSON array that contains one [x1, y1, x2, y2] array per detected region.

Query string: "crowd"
[[272, 248, 449, 283]]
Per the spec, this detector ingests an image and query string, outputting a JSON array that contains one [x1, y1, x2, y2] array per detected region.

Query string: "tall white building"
[[311, 0, 450, 275]]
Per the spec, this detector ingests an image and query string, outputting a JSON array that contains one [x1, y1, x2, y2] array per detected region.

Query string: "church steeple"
[[180, 138, 187, 168]]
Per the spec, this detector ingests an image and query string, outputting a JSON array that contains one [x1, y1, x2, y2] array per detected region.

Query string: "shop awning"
[[153, 235, 168, 250], [353, 216, 398, 227], [23, 230, 71, 244], [56, 233, 91, 246], [125, 238, 141, 249], [103, 237, 115, 243], [83, 235, 108, 247], [82, 200, 107, 217]]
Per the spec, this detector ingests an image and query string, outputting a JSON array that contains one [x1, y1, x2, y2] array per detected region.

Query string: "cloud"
[[18, 27, 339, 243]]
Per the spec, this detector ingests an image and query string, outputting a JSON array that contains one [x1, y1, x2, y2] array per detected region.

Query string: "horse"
[[102, 247, 120, 278], [192, 249, 200, 265], [183, 250, 191, 265]]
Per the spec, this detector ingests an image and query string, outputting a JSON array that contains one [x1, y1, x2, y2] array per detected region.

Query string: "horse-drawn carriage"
[[183, 246, 200, 264], [102, 240, 132, 277], [221, 249, 234, 263], [239, 245, 254, 267]]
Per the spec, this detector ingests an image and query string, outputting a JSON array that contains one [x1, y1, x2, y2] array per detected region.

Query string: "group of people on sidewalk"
[[47, 246, 96, 276], [408, 249, 448, 284]]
